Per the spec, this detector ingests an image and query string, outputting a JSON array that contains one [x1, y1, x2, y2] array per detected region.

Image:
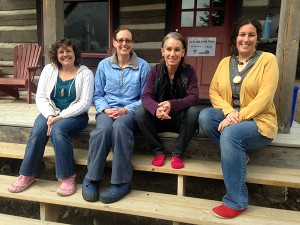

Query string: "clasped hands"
[[156, 101, 171, 120], [218, 110, 240, 132], [47, 115, 62, 136], [104, 108, 128, 120]]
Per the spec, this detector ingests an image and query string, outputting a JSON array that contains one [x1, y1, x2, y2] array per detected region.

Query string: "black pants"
[[135, 105, 200, 156]]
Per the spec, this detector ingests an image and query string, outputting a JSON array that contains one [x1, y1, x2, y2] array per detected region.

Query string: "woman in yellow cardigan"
[[198, 17, 279, 219]]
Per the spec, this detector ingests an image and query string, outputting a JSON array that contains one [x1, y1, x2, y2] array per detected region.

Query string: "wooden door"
[[173, 0, 235, 99]]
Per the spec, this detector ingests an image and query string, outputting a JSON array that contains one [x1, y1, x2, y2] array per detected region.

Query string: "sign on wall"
[[187, 37, 216, 56]]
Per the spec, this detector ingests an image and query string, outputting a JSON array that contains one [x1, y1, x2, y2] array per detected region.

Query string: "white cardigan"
[[36, 64, 94, 119]]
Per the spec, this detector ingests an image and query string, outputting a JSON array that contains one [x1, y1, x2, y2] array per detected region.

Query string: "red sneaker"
[[212, 205, 247, 219], [152, 154, 166, 167], [171, 156, 184, 169]]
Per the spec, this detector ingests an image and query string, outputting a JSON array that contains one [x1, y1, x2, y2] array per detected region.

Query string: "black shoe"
[[82, 177, 99, 202], [99, 183, 131, 204]]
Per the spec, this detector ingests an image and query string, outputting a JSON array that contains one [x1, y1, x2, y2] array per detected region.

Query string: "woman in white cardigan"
[[8, 39, 94, 196]]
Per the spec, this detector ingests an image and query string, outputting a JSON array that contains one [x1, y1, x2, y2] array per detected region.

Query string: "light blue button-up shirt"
[[93, 51, 151, 114]]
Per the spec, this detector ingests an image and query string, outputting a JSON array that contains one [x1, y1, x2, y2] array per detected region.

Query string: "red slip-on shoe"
[[171, 156, 184, 169], [212, 205, 247, 219], [152, 154, 166, 167]]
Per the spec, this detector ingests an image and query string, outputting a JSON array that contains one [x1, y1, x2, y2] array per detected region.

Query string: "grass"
[[293, 80, 300, 123]]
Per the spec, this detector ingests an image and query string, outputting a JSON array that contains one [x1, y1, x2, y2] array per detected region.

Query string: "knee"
[[50, 127, 65, 140], [135, 106, 147, 122], [198, 108, 213, 126], [90, 126, 112, 139], [112, 120, 127, 132], [185, 106, 200, 122]]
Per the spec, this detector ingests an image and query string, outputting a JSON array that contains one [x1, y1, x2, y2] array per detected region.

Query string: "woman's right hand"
[[47, 116, 54, 136]]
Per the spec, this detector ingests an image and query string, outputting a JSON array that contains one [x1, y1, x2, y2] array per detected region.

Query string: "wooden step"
[[1, 175, 300, 225], [0, 213, 67, 224], [1, 142, 300, 190]]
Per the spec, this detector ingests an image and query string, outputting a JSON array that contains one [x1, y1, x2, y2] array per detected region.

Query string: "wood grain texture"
[[1, 175, 300, 225]]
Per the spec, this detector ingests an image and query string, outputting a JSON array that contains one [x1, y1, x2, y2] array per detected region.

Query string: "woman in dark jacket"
[[135, 32, 199, 169]]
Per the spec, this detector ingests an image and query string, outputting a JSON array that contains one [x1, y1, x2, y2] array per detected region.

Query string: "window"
[[181, 0, 226, 27], [64, 1, 109, 54]]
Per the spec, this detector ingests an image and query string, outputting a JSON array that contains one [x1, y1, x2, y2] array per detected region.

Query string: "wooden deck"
[[0, 97, 299, 148], [0, 97, 300, 224]]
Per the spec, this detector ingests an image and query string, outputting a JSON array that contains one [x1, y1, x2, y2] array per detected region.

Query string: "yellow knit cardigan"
[[209, 52, 279, 139]]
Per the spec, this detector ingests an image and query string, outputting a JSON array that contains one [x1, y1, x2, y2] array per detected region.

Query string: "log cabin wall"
[[0, 0, 38, 76], [119, 0, 167, 65]]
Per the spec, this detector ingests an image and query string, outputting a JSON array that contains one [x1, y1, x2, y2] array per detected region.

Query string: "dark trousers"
[[135, 105, 199, 156]]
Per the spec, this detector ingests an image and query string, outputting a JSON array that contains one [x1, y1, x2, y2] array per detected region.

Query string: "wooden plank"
[[0, 213, 66, 224], [1, 142, 300, 188], [0, 175, 300, 225], [1, 102, 299, 147]]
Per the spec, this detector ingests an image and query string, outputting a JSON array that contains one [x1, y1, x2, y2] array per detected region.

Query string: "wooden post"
[[275, 0, 300, 133], [40, 203, 62, 222], [42, 0, 64, 64], [173, 175, 186, 225]]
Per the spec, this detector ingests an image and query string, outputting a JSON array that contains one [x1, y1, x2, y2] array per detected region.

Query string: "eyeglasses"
[[115, 39, 133, 44]]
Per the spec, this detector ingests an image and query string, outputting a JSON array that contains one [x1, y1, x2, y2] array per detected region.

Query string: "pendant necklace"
[[233, 50, 256, 84], [233, 74, 242, 84]]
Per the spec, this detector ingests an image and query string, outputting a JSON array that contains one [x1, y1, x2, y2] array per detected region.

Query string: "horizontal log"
[[120, 0, 166, 7], [0, 19, 37, 26], [131, 29, 165, 43], [0, 30, 37, 43], [0, 0, 36, 11], [135, 49, 161, 63]]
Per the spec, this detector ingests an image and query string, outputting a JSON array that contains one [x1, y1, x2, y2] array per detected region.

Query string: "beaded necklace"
[[236, 50, 257, 66]]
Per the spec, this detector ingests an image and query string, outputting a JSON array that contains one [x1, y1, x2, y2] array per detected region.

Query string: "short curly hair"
[[48, 39, 81, 68]]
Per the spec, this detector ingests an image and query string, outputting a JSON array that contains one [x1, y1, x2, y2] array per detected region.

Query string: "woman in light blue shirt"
[[82, 26, 151, 204]]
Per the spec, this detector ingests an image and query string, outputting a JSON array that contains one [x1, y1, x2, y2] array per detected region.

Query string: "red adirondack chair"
[[0, 44, 42, 104]]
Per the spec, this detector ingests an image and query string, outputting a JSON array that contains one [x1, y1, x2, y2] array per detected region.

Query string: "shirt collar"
[[110, 50, 139, 69]]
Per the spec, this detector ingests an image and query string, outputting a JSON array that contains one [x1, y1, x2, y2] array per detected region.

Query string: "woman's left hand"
[[218, 118, 235, 132], [156, 101, 171, 120]]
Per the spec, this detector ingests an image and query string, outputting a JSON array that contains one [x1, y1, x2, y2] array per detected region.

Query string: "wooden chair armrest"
[[27, 66, 40, 71]]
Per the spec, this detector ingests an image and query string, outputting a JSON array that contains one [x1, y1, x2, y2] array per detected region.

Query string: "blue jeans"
[[85, 112, 136, 184], [198, 108, 272, 210], [20, 113, 88, 178]]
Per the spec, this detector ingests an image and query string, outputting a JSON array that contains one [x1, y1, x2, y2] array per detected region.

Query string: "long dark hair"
[[160, 32, 187, 68], [48, 38, 81, 68], [230, 17, 262, 56]]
